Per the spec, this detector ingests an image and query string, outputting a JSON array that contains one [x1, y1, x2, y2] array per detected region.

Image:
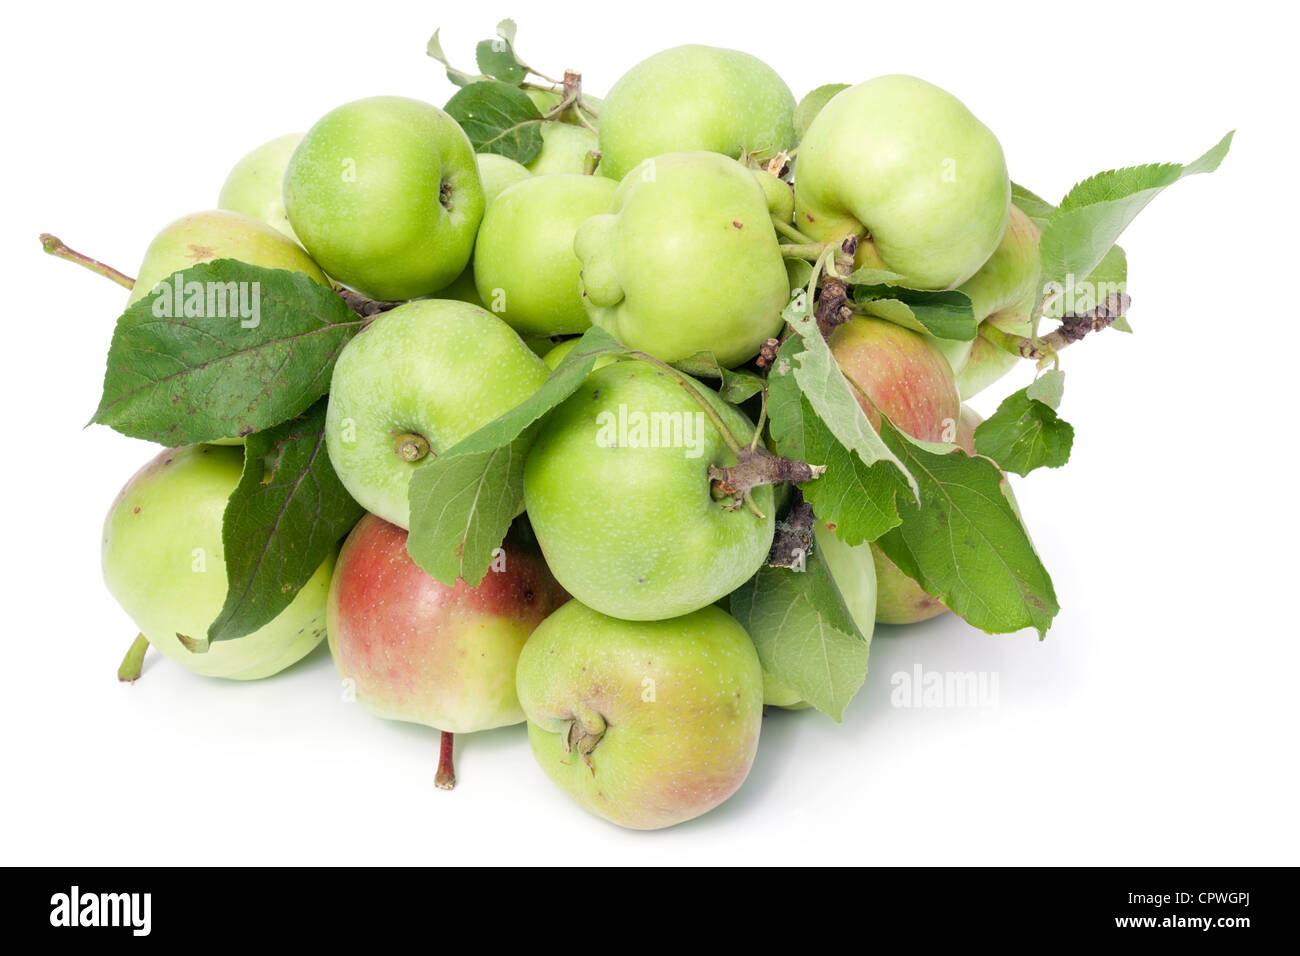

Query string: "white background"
[[3, 1, 1295, 865]]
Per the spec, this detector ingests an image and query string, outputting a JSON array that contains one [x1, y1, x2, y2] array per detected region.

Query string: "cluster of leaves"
[[89, 32, 1231, 718], [428, 20, 593, 166]]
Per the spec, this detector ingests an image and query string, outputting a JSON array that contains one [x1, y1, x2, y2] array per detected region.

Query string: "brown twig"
[[1011, 292, 1132, 361]]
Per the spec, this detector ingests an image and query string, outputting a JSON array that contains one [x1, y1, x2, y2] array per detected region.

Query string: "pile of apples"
[[65, 29, 1228, 830]]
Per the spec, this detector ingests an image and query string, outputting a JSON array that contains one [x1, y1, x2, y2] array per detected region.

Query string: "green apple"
[[473, 173, 618, 336], [326, 299, 549, 528], [575, 151, 789, 367], [794, 75, 1010, 289], [955, 329, 1022, 400], [478, 152, 533, 202], [102, 444, 334, 679], [957, 204, 1041, 323], [217, 133, 303, 243], [327, 512, 567, 733], [526, 88, 602, 126], [284, 96, 484, 301], [524, 360, 774, 621], [597, 45, 797, 182], [830, 316, 961, 442], [525, 122, 600, 175], [755, 168, 795, 225], [127, 209, 328, 308], [516, 599, 763, 830], [762, 521, 878, 708]]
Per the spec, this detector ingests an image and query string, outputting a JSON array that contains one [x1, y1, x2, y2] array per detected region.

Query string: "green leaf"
[[779, 293, 915, 498], [794, 83, 849, 138], [426, 28, 479, 87], [92, 261, 362, 445], [876, 421, 1059, 636], [673, 352, 764, 404], [730, 555, 870, 722], [209, 398, 363, 642], [1038, 132, 1233, 294], [406, 327, 625, 585], [1042, 242, 1128, 322], [444, 80, 545, 163], [974, 376, 1074, 476], [406, 437, 532, 588], [767, 338, 907, 545], [855, 286, 977, 341], [475, 37, 527, 85], [1011, 181, 1057, 228]]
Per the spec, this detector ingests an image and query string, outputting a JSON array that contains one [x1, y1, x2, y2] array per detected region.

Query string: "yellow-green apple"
[[217, 133, 303, 243], [515, 599, 763, 829], [434, 154, 533, 311], [473, 173, 618, 336], [597, 45, 797, 181], [957, 204, 1041, 322], [284, 96, 484, 300], [794, 75, 1010, 289], [955, 327, 1024, 400], [523, 360, 774, 620], [575, 151, 789, 367], [127, 209, 328, 308], [327, 512, 567, 786], [325, 300, 548, 529], [541, 338, 619, 371], [102, 444, 334, 679], [525, 122, 600, 175]]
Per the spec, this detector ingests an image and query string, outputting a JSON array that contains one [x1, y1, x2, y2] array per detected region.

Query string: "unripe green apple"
[[957, 204, 1041, 322], [477, 152, 532, 202], [325, 300, 549, 529], [473, 173, 618, 336], [217, 133, 303, 243], [284, 96, 484, 301], [327, 513, 567, 733], [597, 45, 797, 182], [955, 327, 1023, 400], [794, 75, 1010, 290], [516, 599, 764, 830], [830, 316, 961, 442], [762, 521, 878, 708], [525, 122, 600, 175], [523, 360, 775, 621], [102, 445, 334, 679], [755, 168, 795, 225], [127, 209, 329, 308], [526, 89, 603, 126], [575, 151, 789, 367]]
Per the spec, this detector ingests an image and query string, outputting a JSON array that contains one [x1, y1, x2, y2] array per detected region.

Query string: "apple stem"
[[779, 241, 830, 262], [394, 433, 432, 463], [117, 633, 150, 683], [39, 234, 135, 289], [772, 219, 816, 245], [435, 731, 456, 790]]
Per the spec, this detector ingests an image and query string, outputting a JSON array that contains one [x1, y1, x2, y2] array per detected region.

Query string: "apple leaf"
[[674, 352, 764, 404], [854, 285, 977, 341], [794, 83, 849, 138], [426, 29, 480, 88], [778, 292, 916, 499], [92, 261, 362, 446], [1037, 132, 1233, 297], [974, 372, 1074, 476], [875, 421, 1059, 636], [730, 555, 870, 722], [407, 437, 532, 588], [209, 398, 362, 642], [1011, 181, 1057, 228], [769, 350, 907, 546], [444, 80, 545, 164], [406, 326, 625, 586], [475, 37, 527, 85]]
